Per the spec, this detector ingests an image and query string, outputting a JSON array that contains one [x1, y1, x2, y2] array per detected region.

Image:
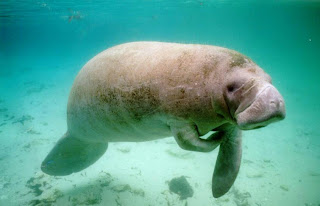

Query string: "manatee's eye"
[[227, 82, 241, 93], [227, 84, 236, 92]]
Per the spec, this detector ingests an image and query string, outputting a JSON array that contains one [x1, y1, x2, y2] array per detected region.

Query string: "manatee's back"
[[66, 42, 227, 141]]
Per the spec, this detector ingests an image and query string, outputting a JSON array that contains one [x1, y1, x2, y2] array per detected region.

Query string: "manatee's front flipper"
[[170, 123, 223, 152], [41, 132, 108, 176], [212, 126, 242, 198]]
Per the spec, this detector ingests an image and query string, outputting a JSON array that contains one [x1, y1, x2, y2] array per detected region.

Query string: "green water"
[[0, 1, 319, 205]]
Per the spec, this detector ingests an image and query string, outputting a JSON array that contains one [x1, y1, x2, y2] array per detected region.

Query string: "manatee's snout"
[[236, 84, 285, 130]]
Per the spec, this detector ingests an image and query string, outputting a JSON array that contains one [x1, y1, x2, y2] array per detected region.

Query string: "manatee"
[[41, 42, 285, 198]]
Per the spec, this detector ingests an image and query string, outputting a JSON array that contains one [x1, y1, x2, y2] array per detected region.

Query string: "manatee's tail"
[[41, 132, 108, 176]]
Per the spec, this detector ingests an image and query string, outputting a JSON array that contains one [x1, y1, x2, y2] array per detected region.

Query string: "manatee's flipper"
[[212, 127, 242, 198], [170, 123, 222, 152], [41, 133, 108, 176]]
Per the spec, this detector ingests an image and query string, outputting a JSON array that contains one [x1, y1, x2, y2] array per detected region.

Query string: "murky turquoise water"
[[0, 1, 319, 206]]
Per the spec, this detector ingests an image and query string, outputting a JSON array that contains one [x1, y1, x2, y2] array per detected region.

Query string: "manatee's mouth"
[[234, 85, 271, 117], [235, 85, 285, 130]]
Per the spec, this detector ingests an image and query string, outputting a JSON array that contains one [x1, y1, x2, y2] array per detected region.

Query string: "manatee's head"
[[222, 54, 286, 130]]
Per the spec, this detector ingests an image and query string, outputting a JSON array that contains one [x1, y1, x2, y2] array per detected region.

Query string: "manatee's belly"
[[67, 101, 172, 142], [98, 117, 172, 142]]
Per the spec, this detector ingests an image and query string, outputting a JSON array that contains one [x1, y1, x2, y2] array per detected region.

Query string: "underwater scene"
[[0, 0, 320, 205]]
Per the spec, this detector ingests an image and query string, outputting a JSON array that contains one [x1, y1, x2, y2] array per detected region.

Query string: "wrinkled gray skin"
[[41, 42, 286, 198]]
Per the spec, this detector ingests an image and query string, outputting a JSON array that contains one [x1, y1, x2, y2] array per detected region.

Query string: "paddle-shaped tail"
[[41, 132, 108, 176]]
